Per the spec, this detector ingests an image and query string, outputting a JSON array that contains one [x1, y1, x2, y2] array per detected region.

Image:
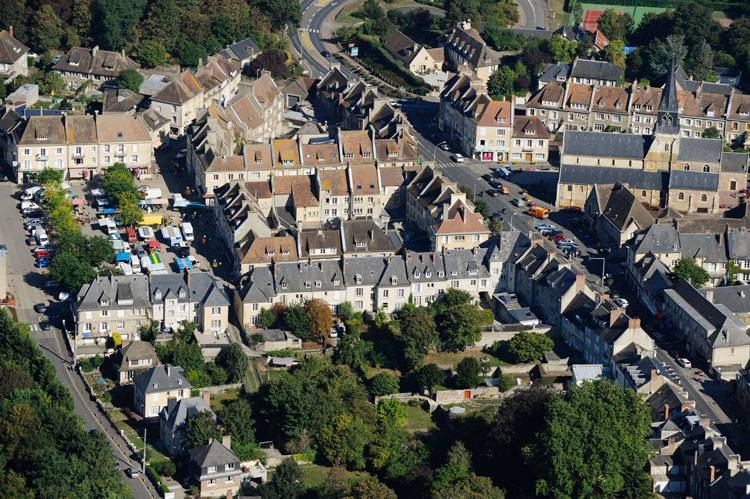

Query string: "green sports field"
[[578, 2, 669, 25]]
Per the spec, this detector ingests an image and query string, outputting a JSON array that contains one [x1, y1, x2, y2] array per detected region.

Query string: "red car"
[[550, 234, 565, 242], [34, 248, 55, 258]]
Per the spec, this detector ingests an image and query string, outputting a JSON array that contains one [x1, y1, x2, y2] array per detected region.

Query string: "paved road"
[[293, 0, 355, 77], [0, 183, 157, 499], [516, 0, 546, 29]]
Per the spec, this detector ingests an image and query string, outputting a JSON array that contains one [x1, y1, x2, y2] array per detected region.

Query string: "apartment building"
[[235, 72, 284, 141], [195, 54, 242, 107], [151, 70, 205, 137], [133, 365, 191, 418], [443, 21, 501, 84], [54, 46, 139, 89], [510, 116, 550, 163], [0, 27, 28, 82], [74, 273, 231, 354], [235, 242, 506, 329]]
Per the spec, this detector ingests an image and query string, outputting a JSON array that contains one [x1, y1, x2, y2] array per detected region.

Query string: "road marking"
[[317, 0, 330, 5], [301, 31, 315, 51]]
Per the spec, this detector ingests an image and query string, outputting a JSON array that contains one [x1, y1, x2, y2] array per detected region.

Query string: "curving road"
[[516, 0, 546, 30]]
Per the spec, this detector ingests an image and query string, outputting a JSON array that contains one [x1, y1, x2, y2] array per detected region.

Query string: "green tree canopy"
[[220, 397, 255, 446], [33, 168, 64, 186], [506, 332, 554, 363], [185, 410, 220, 450], [432, 442, 504, 499], [488, 66, 515, 99], [409, 363, 445, 393], [92, 0, 147, 50], [317, 413, 372, 470], [216, 343, 247, 383], [258, 458, 303, 499], [431, 289, 492, 351], [703, 127, 721, 139], [257, 308, 277, 328], [397, 304, 438, 371], [454, 357, 482, 388], [673, 257, 710, 288], [527, 380, 652, 499], [597, 9, 632, 41], [281, 304, 311, 341], [116, 68, 144, 92], [368, 373, 400, 397], [30, 5, 65, 53]]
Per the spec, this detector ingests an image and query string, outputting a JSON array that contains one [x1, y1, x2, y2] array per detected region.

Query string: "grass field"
[[578, 2, 668, 25], [424, 349, 506, 368], [404, 404, 436, 431]]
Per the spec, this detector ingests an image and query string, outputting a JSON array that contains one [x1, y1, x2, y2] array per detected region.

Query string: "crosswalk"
[[298, 28, 321, 33]]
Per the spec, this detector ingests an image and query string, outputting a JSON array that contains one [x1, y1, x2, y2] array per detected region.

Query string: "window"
[[208, 466, 217, 474], [641, 190, 647, 197], [730, 180, 737, 190], [225, 477, 233, 483], [678, 192, 684, 200], [683, 164, 689, 171], [398, 289, 405, 297], [225, 463, 235, 471], [703, 165, 710, 172], [701, 194, 707, 201], [451, 280, 459, 287], [383, 290, 389, 298]]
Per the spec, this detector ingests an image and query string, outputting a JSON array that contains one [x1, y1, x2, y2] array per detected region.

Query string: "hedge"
[[567, 0, 746, 11], [354, 34, 432, 95], [146, 464, 170, 494]]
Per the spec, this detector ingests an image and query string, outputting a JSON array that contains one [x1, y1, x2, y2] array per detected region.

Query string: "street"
[[0, 182, 157, 499]]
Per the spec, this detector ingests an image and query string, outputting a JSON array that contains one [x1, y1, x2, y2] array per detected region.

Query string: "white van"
[[35, 228, 49, 246], [130, 253, 141, 273], [181, 222, 194, 242]]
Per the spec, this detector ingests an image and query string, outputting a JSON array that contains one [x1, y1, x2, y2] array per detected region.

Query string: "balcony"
[[72, 152, 85, 159], [522, 146, 534, 152], [36, 155, 48, 161], [114, 150, 126, 157]]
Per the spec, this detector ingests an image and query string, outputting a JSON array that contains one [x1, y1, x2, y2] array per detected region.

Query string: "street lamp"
[[433, 141, 447, 166], [590, 257, 606, 285], [508, 211, 521, 232]]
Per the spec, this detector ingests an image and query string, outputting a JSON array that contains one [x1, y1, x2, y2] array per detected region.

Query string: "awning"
[[71, 198, 84, 206]]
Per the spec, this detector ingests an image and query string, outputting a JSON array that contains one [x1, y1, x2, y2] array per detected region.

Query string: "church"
[[556, 62, 749, 214]]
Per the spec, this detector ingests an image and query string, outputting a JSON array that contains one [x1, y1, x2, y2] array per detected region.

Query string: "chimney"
[[628, 317, 641, 330], [704, 288, 714, 302], [166, 364, 171, 377], [575, 273, 585, 291], [609, 308, 624, 326], [709, 465, 716, 483], [8, 26, 13, 38], [121, 49, 125, 58], [222, 435, 231, 448], [198, 57, 203, 68], [202, 390, 211, 406], [92, 45, 99, 57], [663, 404, 669, 421]]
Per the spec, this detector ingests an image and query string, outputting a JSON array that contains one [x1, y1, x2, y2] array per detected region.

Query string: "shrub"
[[152, 460, 176, 477]]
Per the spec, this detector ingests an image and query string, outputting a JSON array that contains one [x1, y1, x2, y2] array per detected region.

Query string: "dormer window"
[[304, 281, 311, 289], [451, 271, 457, 276], [684, 164, 690, 171], [468, 269, 478, 275], [390, 276, 397, 285], [345, 152, 354, 159], [362, 152, 371, 158], [178, 288, 187, 299], [155, 290, 163, 300], [315, 281, 322, 288], [438, 271, 444, 277], [645, 105, 652, 111], [425, 271, 431, 278], [117, 132, 123, 138], [414, 271, 421, 278], [355, 274, 362, 284], [355, 241, 366, 248], [333, 279, 340, 285], [281, 282, 288, 289]]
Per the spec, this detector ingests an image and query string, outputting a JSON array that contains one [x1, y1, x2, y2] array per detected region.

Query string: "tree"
[[673, 257, 710, 288], [256, 0, 301, 29], [141, 0, 180, 50], [257, 308, 277, 329], [351, 475, 397, 499], [281, 304, 310, 341], [37, 71, 66, 97], [604, 39, 626, 68], [507, 332, 554, 363], [432, 289, 492, 351], [50, 251, 96, 291], [92, 0, 148, 50], [432, 442, 503, 499], [306, 299, 333, 342], [397, 305, 438, 371], [248, 50, 289, 78], [220, 398, 255, 445], [368, 373, 400, 397], [689, 39, 714, 81], [488, 66, 515, 99], [185, 410, 220, 450], [376, 399, 407, 429], [216, 343, 247, 382], [527, 380, 652, 498], [103, 162, 137, 200], [703, 127, 721, 139], [137, 39, 167, 68], [30, 5, 65, 53], [259, 458, 303, 499], [333, 330, 367, 372], [490, 217, 503, 235], [72, 0, 93, 44], [410, 363, 445, 393], [116, 191, 144, 226], [545, 35, 578, 63], [174, 38, 208, 68], [33, 168, 64, 186], [454, 357, 482, 388], [338, 301, 354, 321], [116, 69, 144, 93], [317, 413, 372, 470], [650, 34, 687, 77], [85, 236, 115, 266], [597, 9, 632, 41], [572, 2, 583, 27], [473, 199, 489, 217]]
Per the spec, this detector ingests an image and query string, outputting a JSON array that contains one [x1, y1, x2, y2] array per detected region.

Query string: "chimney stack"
[[709, 465, 716, 483], [166, 364, 171, 377], [609, 308, 624, 326], [628, 317, 641, 330], [663, 403, 669, 421], [222, 435, 232, 448], [92, 45, 99, 57], [8, 26, 13, 38], [575, 273, 585, 291], [202, 390, 211, 406], [704, 288, 714, 303]]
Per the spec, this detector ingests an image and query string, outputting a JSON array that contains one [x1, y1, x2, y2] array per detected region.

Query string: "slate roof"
[[121, 341, 159, 366], [700, 286, 750, 314], [54, 46, 139, 79], [538, 62, 571, 83], [668, 171, 720, 191], [633, 224, 680, 255], [238, 266, 276, 303], [77, 275, 151, 311], [726, 229, 750, 259], [219, 37, 261, 63], [720, 152, 749, 173], [405, 252, 446, 282], [102, 88, 146, 113], [445, 23, 499, 68], [676, 138, 723, 163], [343, 256, 386, 286], [571, 58, 623, 82], [134, 365, 190, 395], [378, 256, 408, 287], [563, 131, 651, 159], [559, 165, 666, 190], [160, 396, 214, 434], [679, 233, 727, 263], [0, 29, 28, 64], [189, 439, 240, 473], [150, 272, 230, 307], [275, 260, 345, 293], [341, 219, 399, 254], [443, 248, 491, 278], [601, 184, 654, 231]]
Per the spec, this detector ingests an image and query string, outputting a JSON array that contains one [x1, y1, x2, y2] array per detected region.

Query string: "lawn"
[[424, 350, 505, 369], [403, 404, 436, 431], [577, 2, 668, 26], [209, 387, 240, 413], [267, 463, 371, 491], [336, 0, 365, 24]]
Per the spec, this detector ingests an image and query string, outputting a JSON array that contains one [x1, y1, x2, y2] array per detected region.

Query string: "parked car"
[[452, 153, 464, 163], [20, 201, 41, 211], [557, 239, 576, 246], [614, 297, 630, 308], [24, 218, 44, 229], [535, 223, 555, 231], [22, 209, 44, 218], [677, 358, 692, 368], [39, 321, 51, 331], [511, 198, 525, 208], [439, 143, 450, 151], [33, 303, 47, 313], [487, 190, 500, 197], [481, 173, 493, 182], [37, 258, 51, 268], [25, 237, 37, 247], [126, 468, 140, 478], [549, 234, 565, 242]]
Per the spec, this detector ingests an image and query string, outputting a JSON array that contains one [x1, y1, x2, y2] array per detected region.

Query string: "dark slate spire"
[[655, 56, 680, 135]]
